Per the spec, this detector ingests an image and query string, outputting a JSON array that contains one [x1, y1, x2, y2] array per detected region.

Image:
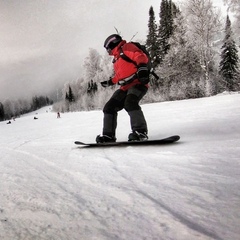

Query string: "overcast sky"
[[0, 0, 227, 101]]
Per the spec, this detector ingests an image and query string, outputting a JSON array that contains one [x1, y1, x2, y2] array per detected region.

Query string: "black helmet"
[[104, 34, 122, 50]]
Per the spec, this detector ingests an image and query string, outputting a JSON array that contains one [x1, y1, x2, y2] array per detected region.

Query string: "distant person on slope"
[[96, 34, 149, 143]]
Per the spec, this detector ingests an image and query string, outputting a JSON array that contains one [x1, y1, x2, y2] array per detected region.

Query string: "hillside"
[[0, 93, 240, 240]]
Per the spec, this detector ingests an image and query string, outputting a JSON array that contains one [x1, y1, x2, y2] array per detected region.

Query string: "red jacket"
[[110, 40, 149, 91]]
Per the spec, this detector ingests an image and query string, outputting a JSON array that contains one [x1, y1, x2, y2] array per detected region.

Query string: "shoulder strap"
[[119, 47, 137, 66], [120, 47, 159, 80], [119, 46, 160, 80]]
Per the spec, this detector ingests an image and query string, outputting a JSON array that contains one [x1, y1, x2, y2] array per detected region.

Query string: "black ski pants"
[[102, 84, 148, 137]]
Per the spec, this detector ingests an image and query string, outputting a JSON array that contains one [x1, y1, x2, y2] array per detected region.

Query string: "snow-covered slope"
[[1, 93, 240, 240]]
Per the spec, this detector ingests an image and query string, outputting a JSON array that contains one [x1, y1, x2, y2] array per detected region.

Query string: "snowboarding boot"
[[96, 135, 116, 143], [128, 131, 148, 141]]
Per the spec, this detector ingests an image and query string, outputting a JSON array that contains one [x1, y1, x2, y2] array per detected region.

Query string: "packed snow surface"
[[1, 93, 240, 240]]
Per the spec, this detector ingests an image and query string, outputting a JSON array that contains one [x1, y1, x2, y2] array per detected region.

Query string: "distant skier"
[[96, 34, 149, 143], [57, 112, 61, 118]]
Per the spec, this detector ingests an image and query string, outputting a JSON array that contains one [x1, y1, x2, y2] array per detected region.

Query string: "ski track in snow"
[[0, 93, 240, 240]]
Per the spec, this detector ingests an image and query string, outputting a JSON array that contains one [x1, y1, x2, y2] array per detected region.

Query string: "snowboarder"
[[96, 34, 149, 143]]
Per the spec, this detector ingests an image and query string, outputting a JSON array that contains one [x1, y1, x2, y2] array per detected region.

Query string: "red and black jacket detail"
[[110, 40, 149, 91]]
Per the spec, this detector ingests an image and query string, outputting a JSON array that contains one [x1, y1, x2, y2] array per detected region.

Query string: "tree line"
[[0, 96, 53, 121], [53, 0, 239, 113], [1, 0, 239, 120]]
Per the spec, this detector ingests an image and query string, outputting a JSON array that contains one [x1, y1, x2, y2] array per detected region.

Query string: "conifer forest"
[[1, 0, 239, 120]]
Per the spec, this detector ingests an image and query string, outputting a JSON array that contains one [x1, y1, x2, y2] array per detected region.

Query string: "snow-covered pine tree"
[[67, 85, 75, 103], [158, 0, 178, 64], [219, 15, 240, 91], [224, 0, 240, 33], [146, 6, 160, 69], [226, 0, 240, 45]]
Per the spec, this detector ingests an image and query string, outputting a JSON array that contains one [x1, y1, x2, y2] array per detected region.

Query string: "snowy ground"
[[0, 93, 240, 240]]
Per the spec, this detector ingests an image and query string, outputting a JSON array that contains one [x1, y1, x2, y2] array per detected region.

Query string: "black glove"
[[100, 78, 114, 88], [137, 64, 149, 84]]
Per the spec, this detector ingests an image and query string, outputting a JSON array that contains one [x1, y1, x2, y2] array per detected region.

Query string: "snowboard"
[[75, 135, 180, 148]]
